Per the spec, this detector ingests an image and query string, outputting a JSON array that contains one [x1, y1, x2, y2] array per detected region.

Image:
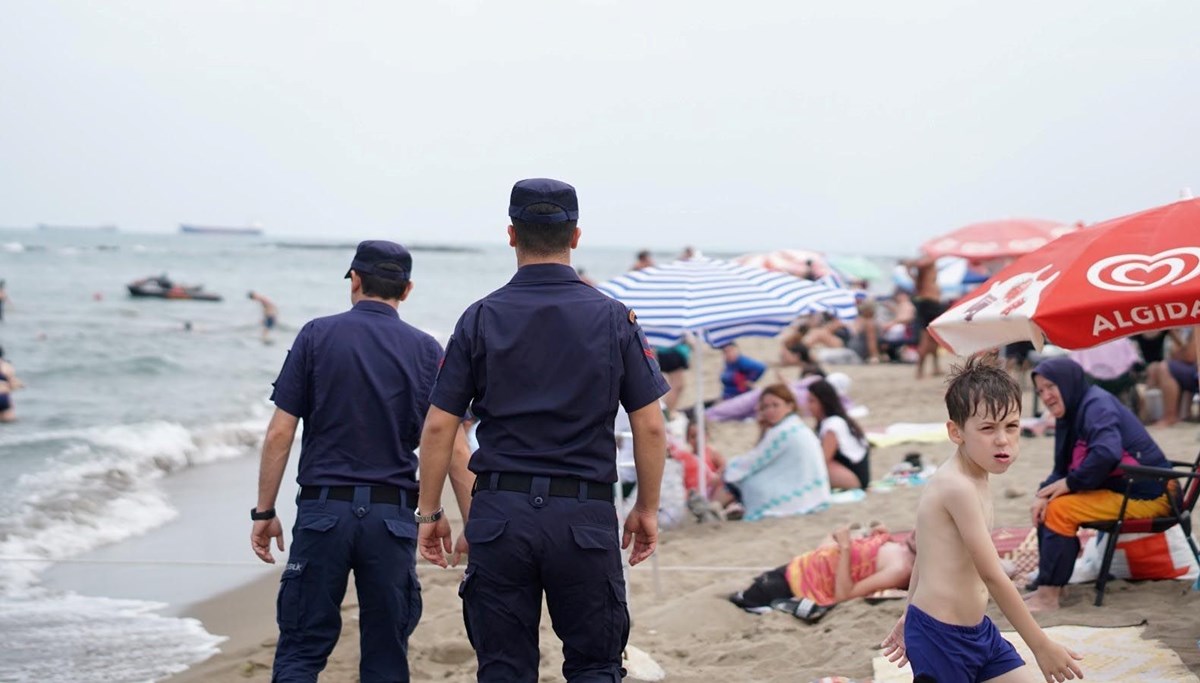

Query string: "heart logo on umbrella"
[[1086, 247, 1200, 292]]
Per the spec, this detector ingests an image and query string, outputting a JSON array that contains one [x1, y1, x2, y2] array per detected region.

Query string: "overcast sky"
[[1, 1, 1196, 254]]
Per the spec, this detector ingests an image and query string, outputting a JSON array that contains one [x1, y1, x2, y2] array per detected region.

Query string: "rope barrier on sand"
[[0, 556, 770, 572]]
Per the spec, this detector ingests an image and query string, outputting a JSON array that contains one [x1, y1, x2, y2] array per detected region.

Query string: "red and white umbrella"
[[921, 218, 1079, 260], [929, 198, 1200, 355], [736, 249, 833, 279]]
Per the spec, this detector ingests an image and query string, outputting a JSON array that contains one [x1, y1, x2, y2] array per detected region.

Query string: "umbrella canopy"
[[929, 198, 1200, 355], [735, 249, 833, 279], [922, 218, 1078, 260], [827, 255, 884, 283], [597, 257, 858, 347]]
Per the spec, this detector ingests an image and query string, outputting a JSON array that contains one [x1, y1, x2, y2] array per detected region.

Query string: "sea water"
[[0, 228, 646, 682]]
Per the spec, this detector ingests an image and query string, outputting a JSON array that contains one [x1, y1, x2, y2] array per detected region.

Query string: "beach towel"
[[872, 625, 1198, 682], [865, 423, 948, 448]]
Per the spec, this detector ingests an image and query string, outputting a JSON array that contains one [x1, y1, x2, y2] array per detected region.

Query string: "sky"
[[1, 1, 1197, 255]]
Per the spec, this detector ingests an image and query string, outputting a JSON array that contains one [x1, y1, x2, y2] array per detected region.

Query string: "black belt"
[[299, 485, 416, 509], [473, 473, 614, 503]]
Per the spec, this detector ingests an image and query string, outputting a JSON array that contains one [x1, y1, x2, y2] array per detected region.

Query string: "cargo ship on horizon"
[[179, 223, 264, 236]]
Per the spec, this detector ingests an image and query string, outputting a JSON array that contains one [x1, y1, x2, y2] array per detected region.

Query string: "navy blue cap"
[[345, 240, 412, 281], [508, 178, 579, 224]]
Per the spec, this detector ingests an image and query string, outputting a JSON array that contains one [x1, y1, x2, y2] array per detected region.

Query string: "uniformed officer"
[[251, 240, 467, 683], [417, 178, 669, 682]]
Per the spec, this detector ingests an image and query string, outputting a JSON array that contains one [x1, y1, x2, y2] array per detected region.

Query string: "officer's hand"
[[251, 518, 285, 564], [622, 504, 659, 566], [418, 517, 453, 568], [451, 534, 469, 567]]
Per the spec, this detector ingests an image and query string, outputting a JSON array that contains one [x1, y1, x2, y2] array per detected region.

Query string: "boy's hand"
[[1031, 639, 1083, 682], [880, 615, 907, 668]]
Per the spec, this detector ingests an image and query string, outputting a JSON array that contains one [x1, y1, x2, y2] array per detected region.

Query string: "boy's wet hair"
[[944, 353, 1021, 426]]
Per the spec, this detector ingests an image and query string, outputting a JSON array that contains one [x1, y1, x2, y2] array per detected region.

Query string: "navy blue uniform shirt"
[[271, 299, 443, 489], [429, 263, 668, 483]]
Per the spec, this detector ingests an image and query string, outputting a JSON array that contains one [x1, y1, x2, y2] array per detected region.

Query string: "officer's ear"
[[570, 226, 581, 249], [507, 225, 517, 248], [398, 281, 414, 302]]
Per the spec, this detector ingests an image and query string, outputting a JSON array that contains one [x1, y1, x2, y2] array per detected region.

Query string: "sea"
[[0, 228, 656, 683], [0, 229, 902, 682]]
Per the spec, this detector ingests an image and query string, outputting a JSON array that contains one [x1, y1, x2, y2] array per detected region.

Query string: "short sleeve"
[[270, 322, 314, 419], [619, 313, 670, 412], [415, 335, 446, 420], [428, 311, 476, 417]]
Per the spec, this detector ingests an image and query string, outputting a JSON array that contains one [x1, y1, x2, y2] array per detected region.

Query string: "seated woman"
[[729, 523, 915, 613], [713, 384, 831, 520], [807, 378, 871, 490], [1026, 357, 1174, 611], [669, 420, 726, 499]]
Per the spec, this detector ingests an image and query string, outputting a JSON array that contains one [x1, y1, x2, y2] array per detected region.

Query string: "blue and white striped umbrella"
[[598, 258, 858, 347]]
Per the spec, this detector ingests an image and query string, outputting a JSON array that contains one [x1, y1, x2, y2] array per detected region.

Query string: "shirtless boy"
[[882, 356, 1083, 682]]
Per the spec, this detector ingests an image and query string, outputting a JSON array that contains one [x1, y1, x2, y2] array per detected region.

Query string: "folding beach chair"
[[1080, 450, 1200, 606]]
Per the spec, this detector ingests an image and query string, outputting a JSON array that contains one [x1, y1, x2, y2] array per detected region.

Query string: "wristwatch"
[[414, 506, 444, 524], [250, 507, 276, 521]]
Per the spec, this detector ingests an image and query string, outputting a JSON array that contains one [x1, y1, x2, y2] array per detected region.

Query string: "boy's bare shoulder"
[[923, 461, 977, 503]]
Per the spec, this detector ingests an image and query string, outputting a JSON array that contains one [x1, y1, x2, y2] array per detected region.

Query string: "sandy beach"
[[171, 339, 1200, 682]]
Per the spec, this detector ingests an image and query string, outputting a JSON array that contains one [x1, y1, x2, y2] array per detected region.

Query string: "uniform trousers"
[[460, 479, 629, 682], [273, 486, 422, 683]]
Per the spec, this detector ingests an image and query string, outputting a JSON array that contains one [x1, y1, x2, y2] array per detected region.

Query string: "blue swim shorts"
[[904, 604, 1025, 682]]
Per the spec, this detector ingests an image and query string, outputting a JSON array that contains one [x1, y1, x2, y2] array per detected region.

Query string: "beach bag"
[[656, 458, 688, 530], [1072, 525, 1200, 583]]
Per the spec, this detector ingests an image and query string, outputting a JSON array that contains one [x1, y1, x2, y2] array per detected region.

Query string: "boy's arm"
[[943, 482, 1083, 680]]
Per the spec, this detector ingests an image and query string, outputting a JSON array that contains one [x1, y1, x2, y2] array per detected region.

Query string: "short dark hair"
[[512, 203, 577, 256], [636, 250, 651, 260], [359, 271, 410, 300], [944, 354, 1021, 426]]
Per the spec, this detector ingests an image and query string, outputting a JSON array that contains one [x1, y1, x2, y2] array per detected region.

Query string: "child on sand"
[[881, 356, 1084, 682]]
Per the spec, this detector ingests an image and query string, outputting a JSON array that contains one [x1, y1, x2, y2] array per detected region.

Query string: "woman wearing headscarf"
[[1026, 357, 1173, 611]]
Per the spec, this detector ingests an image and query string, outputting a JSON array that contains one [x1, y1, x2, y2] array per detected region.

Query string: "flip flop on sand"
[[771, 597, 833, 624]]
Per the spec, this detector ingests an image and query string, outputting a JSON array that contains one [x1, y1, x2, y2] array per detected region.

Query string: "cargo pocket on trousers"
[[463, 518, 507, 545], [458, 568, 476, 650], [608, 576, 631, 660], [276, 559, 307, 631], [278, 513, 338, 631], [569, 523, 618, 552], [405, 566, 423, 637]]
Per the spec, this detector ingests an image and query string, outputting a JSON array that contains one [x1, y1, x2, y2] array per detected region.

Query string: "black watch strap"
[[251, 507, 277, 521]]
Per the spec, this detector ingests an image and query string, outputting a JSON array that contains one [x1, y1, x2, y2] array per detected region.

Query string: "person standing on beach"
[[247, 290, 278, 342], [417, 178, 669, 682], [250, 240, 472, 683], [903, 256, 945, 379]]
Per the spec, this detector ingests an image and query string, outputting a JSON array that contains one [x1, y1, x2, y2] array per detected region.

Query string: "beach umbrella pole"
[[693, 336, 708, 500]]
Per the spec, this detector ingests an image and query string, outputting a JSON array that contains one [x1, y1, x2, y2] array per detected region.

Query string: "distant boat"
[[127, 275, 223, 301], [180, 223, 263, 236], [38, 223, 119, 232]]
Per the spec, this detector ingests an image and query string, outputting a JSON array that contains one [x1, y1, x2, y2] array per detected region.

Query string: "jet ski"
[[127, 275, 223, 302]]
